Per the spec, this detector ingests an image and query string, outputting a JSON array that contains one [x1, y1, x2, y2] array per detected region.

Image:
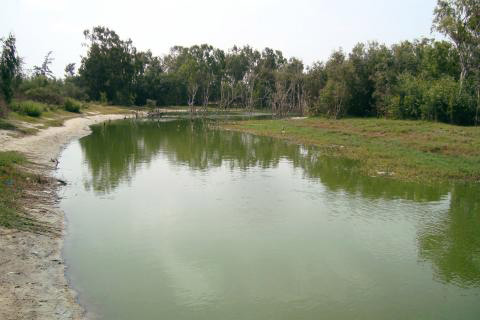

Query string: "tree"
[[433, 0, 480, 91], [177, 47, 202, 113], [33, 51, 54, 78], [367, 42, 396, 117], [0, 33, 21, 106], [304, 62, 327, 114], [271, 58, 306, 116], [318, 50, 352, 119], [79, 26, 137, 105], [65, 62, 76, 78]]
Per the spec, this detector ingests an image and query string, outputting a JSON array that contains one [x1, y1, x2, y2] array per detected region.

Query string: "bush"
[[10, 100, 45, 117], [422, 76, 457, 122], [388, 73, 425, 120], [63, 78, 89, 101], [64, 98, 82, 113], [99, 92, 108, 105], [0, 97, 8, 118], [24, 86, 64, 105]]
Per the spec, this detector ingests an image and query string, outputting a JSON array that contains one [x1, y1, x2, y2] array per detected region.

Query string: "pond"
[[57, 119, 480, 320]]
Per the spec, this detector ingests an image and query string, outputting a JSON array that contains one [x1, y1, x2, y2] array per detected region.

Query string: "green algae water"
[[58, 119, 480, 320]]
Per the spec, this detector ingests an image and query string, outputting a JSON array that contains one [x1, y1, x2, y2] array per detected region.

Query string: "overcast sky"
[[2, 0, 439, 77]]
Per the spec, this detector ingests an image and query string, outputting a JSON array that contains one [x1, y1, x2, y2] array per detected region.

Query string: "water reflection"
[[79, 119, 480, 289], [81, 119, 448, 201], [418, 183, 480, 287]]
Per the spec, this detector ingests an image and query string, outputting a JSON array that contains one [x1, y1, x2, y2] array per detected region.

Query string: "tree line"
[[1, 0, 479, 125]]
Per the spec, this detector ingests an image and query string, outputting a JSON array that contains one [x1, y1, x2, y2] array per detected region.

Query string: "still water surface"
[[58, 119, 480, 319]]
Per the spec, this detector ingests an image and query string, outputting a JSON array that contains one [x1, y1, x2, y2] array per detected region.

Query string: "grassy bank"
[[0, 151, 48, 232], [1, 103, 134, 135], [224, 117, 480, 183]]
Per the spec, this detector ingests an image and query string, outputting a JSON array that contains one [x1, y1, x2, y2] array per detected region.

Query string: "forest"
[[0, 0, 479, 125]]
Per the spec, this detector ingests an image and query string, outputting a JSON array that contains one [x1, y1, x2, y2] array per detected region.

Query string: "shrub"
[[24, 86, 64, 105], [64, 98, 82, 113], [10, 100, 45, 117], [0, 96, 8, 118], [388, 73, 425, 120], [422, 76, 457, 123], [63, 79, 89, 101], [99, 92, 108, 105]]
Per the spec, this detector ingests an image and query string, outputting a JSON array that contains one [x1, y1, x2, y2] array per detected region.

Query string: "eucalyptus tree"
[[271, 57, 306, 116], [317, 50, 353, 119], [175, 46, 203, 113], [33, 51, 55, 79], [347, 43, 374, 116], [256, 48, 286, 108], [79, 26, 137, 105], [240, 46, 261, 111], [304, 62, 327, 114], [197, 44, 223, 112], [433, 0, 480, 124], [0, 33, 21, 106], [220, 46, 249, 110], [366, 42, 396, 117], [433, 0, 480, 90], [64, 63, 76, 78]]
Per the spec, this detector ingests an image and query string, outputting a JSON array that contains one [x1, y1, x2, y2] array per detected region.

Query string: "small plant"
[[64, 98, 82, 113], [10, 100, 44, 117], [0, 119, 16, 130], [100, 92, 108, 105]]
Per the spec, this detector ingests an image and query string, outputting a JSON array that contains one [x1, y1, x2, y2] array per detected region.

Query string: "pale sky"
[[1, 0, 439, 77]]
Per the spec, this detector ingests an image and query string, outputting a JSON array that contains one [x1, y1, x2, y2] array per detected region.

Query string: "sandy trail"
[[0, 114, 125, 320]]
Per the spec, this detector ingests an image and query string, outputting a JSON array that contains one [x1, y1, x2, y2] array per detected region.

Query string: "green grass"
[[224, 117, 480, 182], [10, 100, 46, 117], [0, 151, 49, 232], [0, 118, 17, 130], [64, 98, 82, 113]]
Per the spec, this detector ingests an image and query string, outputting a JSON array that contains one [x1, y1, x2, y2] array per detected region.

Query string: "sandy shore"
[[0, 114, 125, 320]]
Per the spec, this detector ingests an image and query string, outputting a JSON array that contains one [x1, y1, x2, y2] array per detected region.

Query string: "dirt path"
[[0, 114, 125, 320]]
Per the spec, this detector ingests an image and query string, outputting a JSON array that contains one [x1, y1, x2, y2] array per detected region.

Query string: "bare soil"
[[0, 114, 125, 320]]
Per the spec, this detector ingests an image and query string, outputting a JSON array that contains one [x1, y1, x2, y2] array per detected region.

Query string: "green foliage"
[[99, 91, 108, 105], [10, 100, 45, 117], [64, 98, 82, 113], [79, 26, 137, 105], [3, 11, 475, 125], [0, 34, 21, 105], [71, 21, 477, 124], [388, 73, 425, 119], [24, 86, 64, 105], [19, 75, 87, 105], [422, 76, 458, 122]]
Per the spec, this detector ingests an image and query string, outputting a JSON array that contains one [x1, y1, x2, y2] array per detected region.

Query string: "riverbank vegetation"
[[0, 0, 478, 126], [0, 151, 49, 232], [224, 117, 480, 182]]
